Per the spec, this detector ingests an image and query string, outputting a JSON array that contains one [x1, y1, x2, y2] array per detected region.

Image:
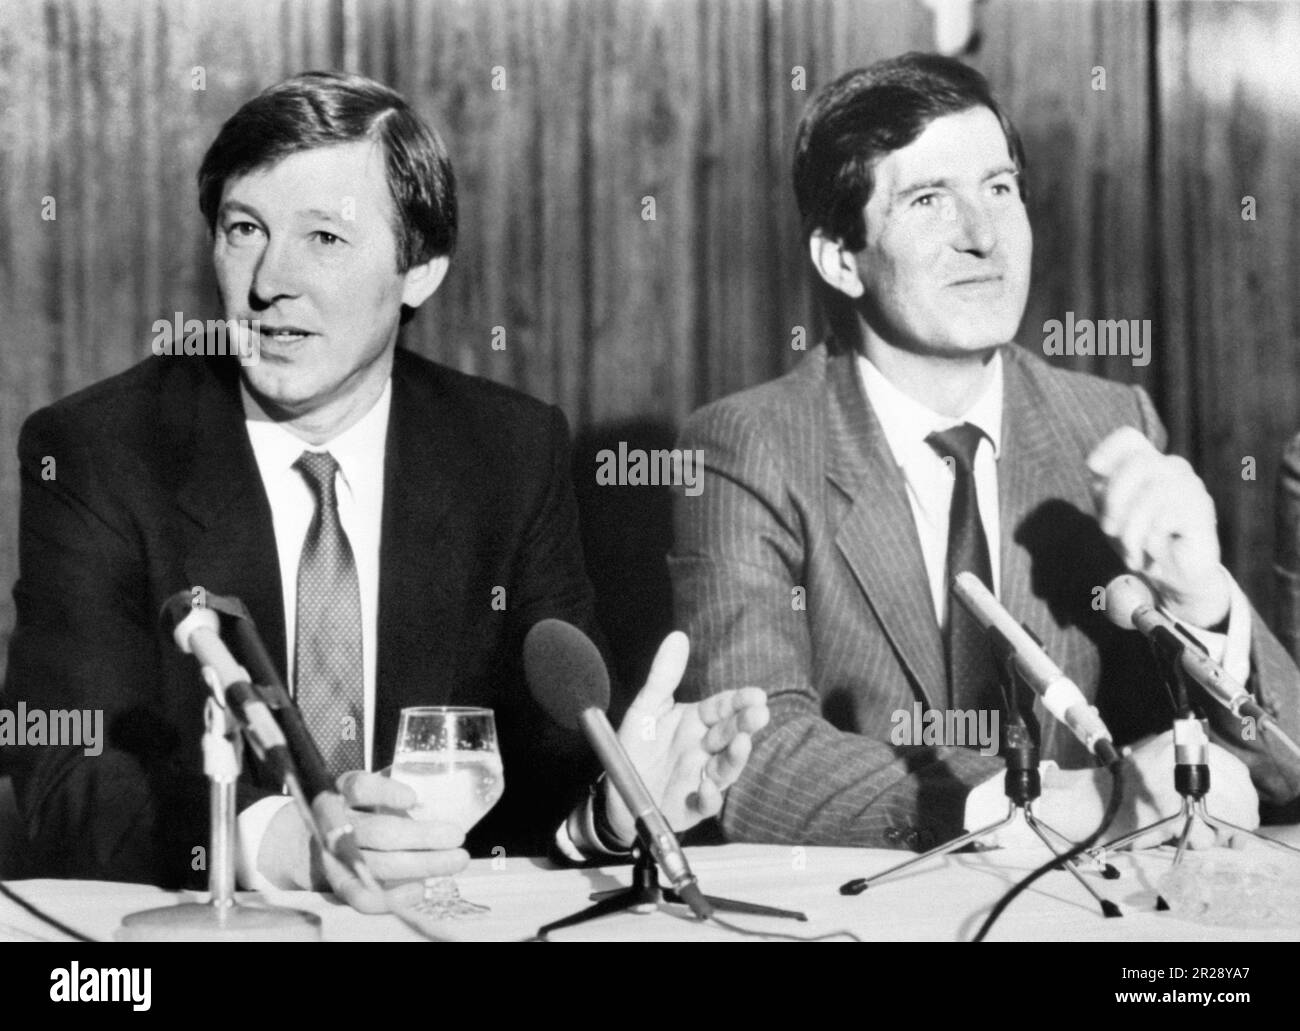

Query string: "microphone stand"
[[840, 630, 1121, 918], [537, 840, 807, 938], [116, 694, 322, 941], [1089, 638, 1300, 907]]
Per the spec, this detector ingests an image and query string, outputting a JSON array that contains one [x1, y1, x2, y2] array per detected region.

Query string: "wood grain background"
[[1, 0, 1298, 689]]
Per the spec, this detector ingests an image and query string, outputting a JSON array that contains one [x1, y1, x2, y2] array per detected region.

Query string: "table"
[[3, 843, 1299, 942]]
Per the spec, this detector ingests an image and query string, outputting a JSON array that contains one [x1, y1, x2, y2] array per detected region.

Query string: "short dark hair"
[[198, 71, 457, 271], [793, 53, 1027, 252]]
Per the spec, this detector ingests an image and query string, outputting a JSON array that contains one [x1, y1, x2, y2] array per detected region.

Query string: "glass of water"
[[390, 706, 505, 918]]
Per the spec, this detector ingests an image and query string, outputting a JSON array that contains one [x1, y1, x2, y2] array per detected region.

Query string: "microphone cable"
[[703, 912, 863, 942], [973, 758, 1125, 942], [0, 880, 98, 942]]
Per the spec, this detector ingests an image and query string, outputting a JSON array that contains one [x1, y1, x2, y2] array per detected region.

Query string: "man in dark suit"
[[3, 71, 766, 910], [671, 54, 1300, 851]]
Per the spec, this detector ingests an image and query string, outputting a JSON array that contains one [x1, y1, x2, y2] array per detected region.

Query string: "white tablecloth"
[[4, 842, 1300, 942]]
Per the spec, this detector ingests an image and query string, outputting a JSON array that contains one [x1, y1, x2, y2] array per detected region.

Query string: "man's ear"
[[400, 255, 450, 309], [809, 231, 864, 300]]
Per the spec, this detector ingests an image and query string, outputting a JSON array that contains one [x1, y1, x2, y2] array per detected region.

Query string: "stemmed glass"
[[390, 706, 504, 918]]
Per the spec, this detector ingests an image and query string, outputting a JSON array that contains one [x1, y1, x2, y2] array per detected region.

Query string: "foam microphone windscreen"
[[523, 619, 611, 729], [1104, 574, 1156, 631]]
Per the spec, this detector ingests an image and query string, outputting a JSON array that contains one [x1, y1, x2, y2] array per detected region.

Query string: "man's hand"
[[258, 771, 469, 913], [1030, 731, 1259, 850], [602, 632, 769, 848], [1087, 427, 1230, 628]]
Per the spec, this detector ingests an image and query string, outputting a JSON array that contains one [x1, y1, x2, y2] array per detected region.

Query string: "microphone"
[[523, 619, 712, 919], [216, 595, 380, 889], [952, 572, 1121, 766], [1103, 575, 1264, 721], [163, 595, 294, 775], [161, 591, 381, 893]]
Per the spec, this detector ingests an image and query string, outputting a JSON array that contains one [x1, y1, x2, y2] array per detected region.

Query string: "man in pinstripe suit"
[[671, 54, 1300, 852]]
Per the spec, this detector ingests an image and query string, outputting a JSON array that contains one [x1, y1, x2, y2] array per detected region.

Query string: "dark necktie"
[[294, 450, 365, 780], [925, 424, 1002, 717]]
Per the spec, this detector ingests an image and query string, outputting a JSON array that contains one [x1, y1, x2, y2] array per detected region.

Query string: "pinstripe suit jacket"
[[1276, 432, 1300, 667], [671, 342, 1300, 849]]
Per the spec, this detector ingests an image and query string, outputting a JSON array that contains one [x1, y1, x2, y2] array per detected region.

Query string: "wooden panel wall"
[[1156, 0, 1300, 629], [1, 0, 1298, 685]]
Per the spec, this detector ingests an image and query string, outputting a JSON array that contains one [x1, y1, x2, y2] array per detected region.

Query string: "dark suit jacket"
[[2, 348, 599, 885], [671, 342, 1300, 850]]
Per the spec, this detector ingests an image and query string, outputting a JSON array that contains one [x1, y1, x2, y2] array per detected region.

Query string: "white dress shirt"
[[236, 380, 390, 887], [854, 351, 1253, 840], [858, 351, 1003, 624]]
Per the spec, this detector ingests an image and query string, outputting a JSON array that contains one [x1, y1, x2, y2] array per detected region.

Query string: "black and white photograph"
[[0, 0, 1297, 995]]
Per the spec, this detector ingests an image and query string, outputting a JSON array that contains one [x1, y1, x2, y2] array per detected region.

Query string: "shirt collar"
[[241, 379, 392, 497], [857, 350, 1004, 467]]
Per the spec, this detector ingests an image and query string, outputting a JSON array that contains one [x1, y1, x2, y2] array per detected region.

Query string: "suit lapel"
[[825, 349, 946, 705], [373, 350, 473, 766], [998, 348, 1099, 684], [176, 360, 287, 679]]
